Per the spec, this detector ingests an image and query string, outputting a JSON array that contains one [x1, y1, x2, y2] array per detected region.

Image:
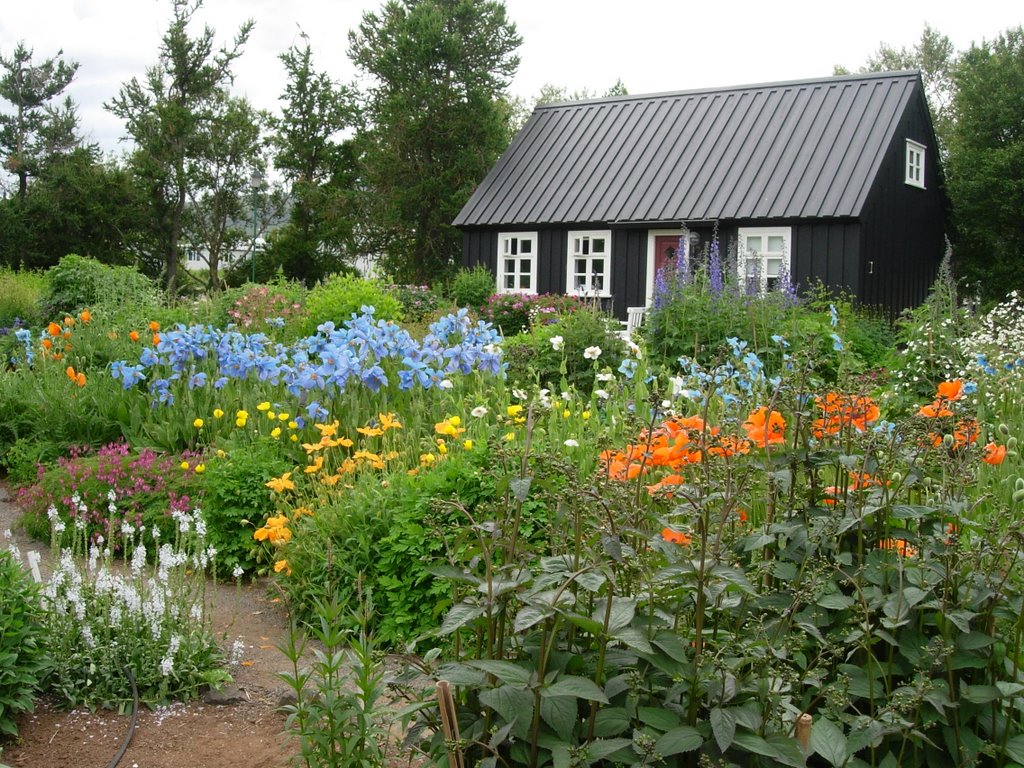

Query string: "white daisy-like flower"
[[583, 346, 602, 360], [439, 379, 454, 390], [550, 335, 564, 351], [595, 389, 610, 400], [563, 439, 579, 448], [596, 372, 614, 383], [471, 405, 489, 418]]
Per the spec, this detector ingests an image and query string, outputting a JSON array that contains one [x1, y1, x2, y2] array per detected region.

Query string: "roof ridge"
[[535, 70, 921, 110]]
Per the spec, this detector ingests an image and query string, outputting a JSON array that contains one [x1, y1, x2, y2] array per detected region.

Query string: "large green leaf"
[[465, 660, 532, 686], [593, 707, 630, 738], [543, 676, 609, 703], [654, 725, 703, 756], [637, 706, 680, 732], [479, 685, 534, 740], [810, 717, 849, 767], [439, 602, 484, 635], [540, 695, 578, 740], [711, 706, 736, 752], [1001, 734, 1024, 764]]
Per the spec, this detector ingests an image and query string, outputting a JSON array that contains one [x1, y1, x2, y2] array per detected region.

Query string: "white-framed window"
[[566, 230, 612, 297], [497, 232, 537, 294], [737, 227, 791, 294], [905, 140, 925, 188]]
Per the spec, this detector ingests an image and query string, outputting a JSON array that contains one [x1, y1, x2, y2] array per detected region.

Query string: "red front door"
[[654, 234, 682, 279]]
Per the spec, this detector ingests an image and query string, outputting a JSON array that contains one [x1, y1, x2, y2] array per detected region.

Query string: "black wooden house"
[[454, 71, 946, 319]]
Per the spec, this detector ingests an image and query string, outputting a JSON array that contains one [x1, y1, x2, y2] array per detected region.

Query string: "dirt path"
[[0, 483, 296, 768]]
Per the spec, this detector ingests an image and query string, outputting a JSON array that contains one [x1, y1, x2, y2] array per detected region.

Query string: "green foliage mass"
[[349, 0, 522, 283], [41, 254, 159, 318], [946, 26, 1024, 300], [448, 265, 497, 309], [0, 551, 48, 740], [201, 442, 291, 578], [0, 269, 45, 327], [298, 275, 403, 337]]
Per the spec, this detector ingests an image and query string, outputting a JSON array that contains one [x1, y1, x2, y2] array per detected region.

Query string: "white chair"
[[618, 306, 647, 340]]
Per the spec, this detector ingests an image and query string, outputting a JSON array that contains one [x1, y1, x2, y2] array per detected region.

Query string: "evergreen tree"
[[0, 42, 80, 203], [348, 0, 522, 284], [106, 0, 254, 294], [269, 38, 360, 285]]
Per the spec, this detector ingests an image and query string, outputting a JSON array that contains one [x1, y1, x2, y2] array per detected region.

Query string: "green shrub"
[[0, 269, 46, 328], [0, 549, 48, 739], [298, 275, 403, 337], [389, 284, 450, 324], [201, 441, 291, 577], [448, 265, 496, 309], [505, 307, 627, 391], [41, 254, 160, 317], [479, 293, 584, 337]]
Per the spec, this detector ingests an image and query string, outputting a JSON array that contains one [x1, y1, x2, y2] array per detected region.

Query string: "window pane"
[[746, 236, 762, 254], [767, 236, 785, 253], [766, 258, 782, 277], [745, 258, 759, 276], [575, 258, 586, 274], [519, 275, 530, 289], [592, 238, 605, 253], [520, 239, 531, 254], [504, 259, 515, 274], [593, 276, 604, 291], [504, 275, 515, 289], [520, 258, 531, 274], [582, 238, 590, 255], [592, 259, 604, 274], [573, 237, 580, 254]]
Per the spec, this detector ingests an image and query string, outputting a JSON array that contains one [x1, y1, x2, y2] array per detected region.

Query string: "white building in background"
[[183, 239, 265, 273]]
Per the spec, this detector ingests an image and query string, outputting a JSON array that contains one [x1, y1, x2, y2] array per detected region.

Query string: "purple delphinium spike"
[[652, 266, 670, 310], [675, 235, 691, 286], [776, 260, 798, 306], [708, 231, 723, 297]]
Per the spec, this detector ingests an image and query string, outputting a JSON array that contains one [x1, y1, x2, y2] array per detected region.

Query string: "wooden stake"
[[795, 713, 813, 752], [437, 680, 464, 768]]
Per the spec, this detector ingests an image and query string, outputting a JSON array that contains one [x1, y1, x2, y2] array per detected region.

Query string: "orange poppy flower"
[[41, 339, 52, 350], [742, 407, 786, 447], [62, 316, 75, 327], [47, 322, 61, 337], [661, 527, 692, 546], [79, 309, 92, 324], [918, 400, 953, 418], [149, 320, 160, 332], [152, 333, 160, 345], [983, 443, 1007, 465], [75, 372, 86, 387], [129, 330, 140, 343], [936, 380, 964, 402], [65, 365, 76, 381]]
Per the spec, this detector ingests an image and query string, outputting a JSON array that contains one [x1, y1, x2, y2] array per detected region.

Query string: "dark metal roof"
[[454, 71, 922, 227]]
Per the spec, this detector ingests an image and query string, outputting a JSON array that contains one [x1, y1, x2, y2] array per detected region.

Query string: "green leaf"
[[612, 627, 653, 654], [945, 609, 976, 633], [514, 605, 550, 633], [958, 631, 996, 650], [810, 717, 849, 767], [1002, 735, 1024, 764], [565, 612, 605, 636], [465, 660, 532, 686], [637, 706, 679, 732], [593, 707, 629, 738], [439, 602, 484, 635], [540, 695, 577, 740], [817, 592, 855, 610], [510, 476, 532, 502], [711, 706, 736, 752], [654, 725, 703, 756], [583, 738, 633, 761], [543, 676, 609, 703], [652, 631, 689, 663], [596, 597, 636, 632], [479, 685, 534, 740], [960, 683, 1002, 704]]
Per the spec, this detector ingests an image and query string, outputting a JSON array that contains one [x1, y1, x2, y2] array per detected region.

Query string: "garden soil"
[[0, 481, 296, 768]]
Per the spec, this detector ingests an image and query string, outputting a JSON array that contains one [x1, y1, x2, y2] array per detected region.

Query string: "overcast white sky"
[[1, 0, 1021, 158]]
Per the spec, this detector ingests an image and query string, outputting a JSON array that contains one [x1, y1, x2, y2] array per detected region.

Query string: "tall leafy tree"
[[836, 25, 957, 152], [106, 0, 253, 294], [183, 93, 266, 290], [945, 27, 1024, 298], [348, 0, 522, 283], [269, 38, 360, 285], [0, 42, 80, 202]]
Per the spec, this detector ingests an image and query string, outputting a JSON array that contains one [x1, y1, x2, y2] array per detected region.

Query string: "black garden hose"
[[106, 667, 139, 768]]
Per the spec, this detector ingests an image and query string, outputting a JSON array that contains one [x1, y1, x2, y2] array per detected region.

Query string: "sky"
[[1, 0, 1021, 159]]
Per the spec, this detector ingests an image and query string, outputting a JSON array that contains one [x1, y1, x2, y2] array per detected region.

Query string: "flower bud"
[[1015, 477, 1024, 491], [891, 472, 903, 484], [999, 423, 1010, 436], [1013, 489, 1024, 504], [942, 433, 954, 448], [1008, 437, 1018, 450]]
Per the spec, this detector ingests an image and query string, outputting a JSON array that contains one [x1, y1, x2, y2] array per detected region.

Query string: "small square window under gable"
[[905, 139, 925, 188], [566, 231, 612, 298], [497, 232, 538, 294]]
